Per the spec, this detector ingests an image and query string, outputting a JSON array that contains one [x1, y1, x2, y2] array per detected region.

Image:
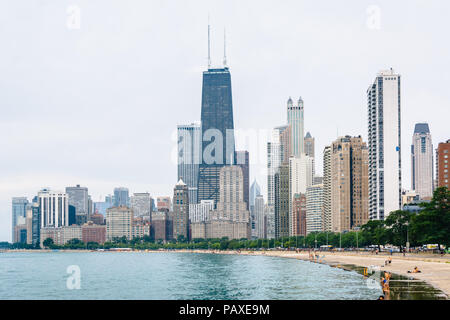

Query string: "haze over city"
[[1, 0, 449, 241]]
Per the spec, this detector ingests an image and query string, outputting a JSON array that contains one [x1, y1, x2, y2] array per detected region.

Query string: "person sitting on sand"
[[407, 266, 421, 273]]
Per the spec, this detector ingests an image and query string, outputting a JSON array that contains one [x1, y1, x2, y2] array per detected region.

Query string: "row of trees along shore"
[[8, 187, 450, 252]]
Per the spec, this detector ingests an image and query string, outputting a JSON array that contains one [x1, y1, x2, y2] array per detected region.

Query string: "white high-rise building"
[[289, 155, 314, 195], [287, 97, 305, 157], [322, 146, 332, 232], [249, 180, 261, 210], [265, 205, 275, 239], [254, 195, 265, 239], [367, 69, 402, 220], [249, 180, 261, 237], [288, 154, 314, 236], [267, 127, 283, 208], [411, 123, 434, 199], [306, 184, 323, 234], [177, 122, 201, 204], [38, 189, 69, 228]]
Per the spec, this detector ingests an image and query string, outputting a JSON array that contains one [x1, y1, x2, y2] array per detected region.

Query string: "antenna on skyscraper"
[[208, 15, 211, 68], [223, 27, 227, 67]]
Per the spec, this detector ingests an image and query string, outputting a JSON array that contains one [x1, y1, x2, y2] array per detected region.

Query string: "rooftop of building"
[[205, 67, 230, 73], [106, 206, 132, 211], [175, 178, 186, 186], [414, 123, 430, 134], [378, 68, 399, 76]]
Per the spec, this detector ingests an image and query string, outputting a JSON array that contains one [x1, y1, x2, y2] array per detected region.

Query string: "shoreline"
[[204, 249, 450, 299], [3, 248, 449, 299]]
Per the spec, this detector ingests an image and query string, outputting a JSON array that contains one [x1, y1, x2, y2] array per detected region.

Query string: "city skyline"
[[1, 1, 450, 241]]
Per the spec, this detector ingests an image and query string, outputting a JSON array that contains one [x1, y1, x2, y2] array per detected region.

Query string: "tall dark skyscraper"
[[197, 67, 236, 206]]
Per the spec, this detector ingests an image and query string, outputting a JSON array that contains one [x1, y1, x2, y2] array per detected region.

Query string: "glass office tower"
[[197, 67, 235, 206]]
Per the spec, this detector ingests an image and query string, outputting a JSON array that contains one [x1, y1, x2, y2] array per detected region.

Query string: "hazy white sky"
[[1, 0, 449, 241]]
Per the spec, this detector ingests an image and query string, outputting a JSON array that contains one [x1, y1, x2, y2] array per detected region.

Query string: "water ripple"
[[0, 252, 381, 300]]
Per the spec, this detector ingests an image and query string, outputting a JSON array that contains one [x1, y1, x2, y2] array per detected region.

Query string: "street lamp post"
[[356, 231, 359, 250], [354, 227, 360, 251], [406, 221, 410, 253], [314, 233, 317, 249]]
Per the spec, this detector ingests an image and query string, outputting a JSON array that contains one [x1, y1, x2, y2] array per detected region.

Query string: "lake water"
[[0, 251, 385, 300]]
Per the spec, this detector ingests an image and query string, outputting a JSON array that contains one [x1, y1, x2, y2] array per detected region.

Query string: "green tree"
[[361, 219, 386, 250], [412, 187, 450, 250], [341, 232, 357, 248], [42, 238, 54, 248], [211, 242, 220, 250], [219, 239, 229, 250], [177, 235, 186, 243], [384, 210, 413, 250], [66, 238, 84, 249], [86, 242, 100, 250]]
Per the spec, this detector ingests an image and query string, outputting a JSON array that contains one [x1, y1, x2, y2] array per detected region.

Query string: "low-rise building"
[[81, 222, 106, 244], [132, 217, 151, 239], [40, 225, 82, 246]]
